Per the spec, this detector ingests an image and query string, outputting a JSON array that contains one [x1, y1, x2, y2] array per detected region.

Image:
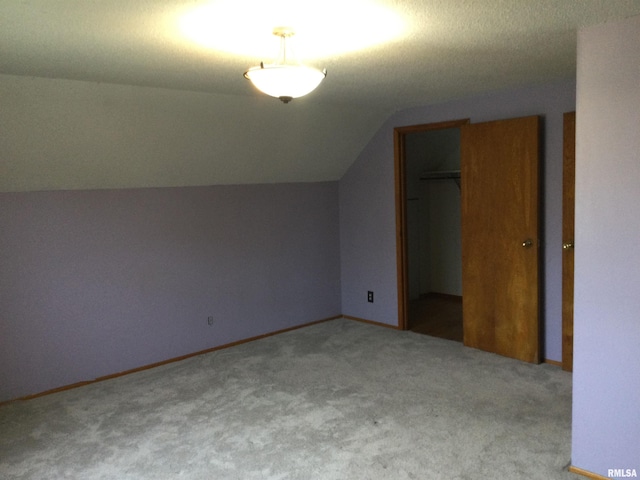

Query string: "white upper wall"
[[0, 74, 389, 192]]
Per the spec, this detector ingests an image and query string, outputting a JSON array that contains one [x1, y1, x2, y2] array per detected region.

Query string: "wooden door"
[[461, 116, 540, 363], [562, 112, 576, 371]]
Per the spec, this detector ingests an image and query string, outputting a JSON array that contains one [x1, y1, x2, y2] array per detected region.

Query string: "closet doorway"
[[395, 116, 542, 363], [394, 119, 469, 342]]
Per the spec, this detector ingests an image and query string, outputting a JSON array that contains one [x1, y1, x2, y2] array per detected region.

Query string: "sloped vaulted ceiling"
[[1, 0, 640, 192]]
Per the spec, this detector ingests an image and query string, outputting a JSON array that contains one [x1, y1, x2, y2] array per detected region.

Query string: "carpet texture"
[[0, 318, 582, 479]]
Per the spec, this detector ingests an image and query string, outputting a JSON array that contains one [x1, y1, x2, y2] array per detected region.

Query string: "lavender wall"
[[0, 182, 341, 402], [571, 15, 640, 475], [340, 80, 576, 361]]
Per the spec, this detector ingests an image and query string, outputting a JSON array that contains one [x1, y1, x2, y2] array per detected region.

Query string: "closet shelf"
[[419, 170, 461, 180], [420, 170, 461, 190]]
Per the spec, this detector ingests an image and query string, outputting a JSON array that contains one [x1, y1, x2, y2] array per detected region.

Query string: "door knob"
[[522, 239, 533, 248], [563, 242, 574, 250]]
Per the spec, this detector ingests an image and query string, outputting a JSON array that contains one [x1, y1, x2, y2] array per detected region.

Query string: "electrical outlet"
[[367, 291, 374, 303], [207, 316, 214, 326]]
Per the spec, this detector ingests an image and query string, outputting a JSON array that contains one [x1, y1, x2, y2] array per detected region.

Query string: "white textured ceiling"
[[3, 0, 640, 108], [1, 1, 640, 191]]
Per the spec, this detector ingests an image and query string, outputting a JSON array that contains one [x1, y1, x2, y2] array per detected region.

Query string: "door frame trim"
[[394, 119, 470, 330], [562, 111, 576, 371]]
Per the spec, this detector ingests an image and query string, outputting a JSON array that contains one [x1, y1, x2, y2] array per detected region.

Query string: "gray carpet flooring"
[[0, 318, 582, 479]]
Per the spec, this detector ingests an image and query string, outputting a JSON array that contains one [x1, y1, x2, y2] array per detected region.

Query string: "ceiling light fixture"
[[243, 27, 326, 103]]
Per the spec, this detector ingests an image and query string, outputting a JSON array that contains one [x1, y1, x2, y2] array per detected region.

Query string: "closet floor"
[[408, 294, 463, 343]]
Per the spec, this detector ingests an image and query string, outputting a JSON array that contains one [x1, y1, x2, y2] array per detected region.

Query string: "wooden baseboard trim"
[[544, 358, 563, 367], [569, 466, 612, 480], [343, 315, 400, 330], [4, 315, 342, 406]]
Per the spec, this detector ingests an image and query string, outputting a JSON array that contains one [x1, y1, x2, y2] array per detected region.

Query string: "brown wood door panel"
[[562, 112, 576, 371], [461, 116, 540, 363]]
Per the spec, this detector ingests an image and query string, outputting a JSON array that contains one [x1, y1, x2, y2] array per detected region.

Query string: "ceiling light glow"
[[179, 0, 406, 59]]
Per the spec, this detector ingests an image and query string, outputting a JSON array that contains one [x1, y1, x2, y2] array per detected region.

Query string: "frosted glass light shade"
[[244, 64, 326, 103]]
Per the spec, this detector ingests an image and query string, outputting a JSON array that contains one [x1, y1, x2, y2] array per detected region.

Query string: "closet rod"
[[419, 170, 461, 190]]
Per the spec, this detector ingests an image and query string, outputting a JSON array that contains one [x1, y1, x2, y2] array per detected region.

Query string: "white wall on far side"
[[405, 128, 462, 298]]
